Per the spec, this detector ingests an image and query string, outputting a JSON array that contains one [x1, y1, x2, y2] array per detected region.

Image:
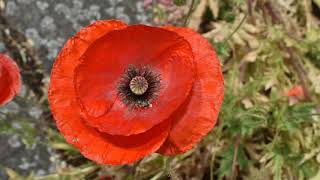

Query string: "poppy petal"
[[158, 27, 224, 155], [0, 54, 21, 106], [74, 25, 195, 136], [54, 102, 170, 165]]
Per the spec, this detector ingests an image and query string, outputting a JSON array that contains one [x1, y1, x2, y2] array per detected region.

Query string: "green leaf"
[[212, 41, 230, 57], [217, 146, 234, 178], [238, 145, 250, 169], [300, 160, 318, 179]]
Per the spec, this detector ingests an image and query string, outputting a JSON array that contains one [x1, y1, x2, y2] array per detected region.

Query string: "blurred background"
[[0, 0, 320, 179]]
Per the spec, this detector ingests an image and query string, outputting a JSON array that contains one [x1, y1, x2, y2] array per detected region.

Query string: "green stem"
[[184, 0, 196, 26], [152, 0, 157, 23], [223, 13, 248, 43]]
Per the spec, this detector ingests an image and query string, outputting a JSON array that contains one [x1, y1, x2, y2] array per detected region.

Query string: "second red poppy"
[[0, 54, 21, 106]]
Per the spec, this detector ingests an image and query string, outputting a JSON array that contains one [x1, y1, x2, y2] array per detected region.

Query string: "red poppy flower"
[[48, 20, 224, 165], [284, 85, 305, 105], [285, 85, 304, 99], [0, 54, 21, 106]]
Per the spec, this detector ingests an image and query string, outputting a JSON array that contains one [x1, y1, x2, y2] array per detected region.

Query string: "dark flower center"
[[118, 65, 161, 108]]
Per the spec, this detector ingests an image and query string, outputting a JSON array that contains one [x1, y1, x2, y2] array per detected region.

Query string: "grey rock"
[[0, 134, 54, 178], [0, 95, 55, 179], [0, 0, 151, 178], [28, 107, 42, 119], [0, 170, 7, 180], [1, 102, 20, 114], [7, 134, 21, 148], [4, 0, 150, 72], [0, 42, 6, 52]]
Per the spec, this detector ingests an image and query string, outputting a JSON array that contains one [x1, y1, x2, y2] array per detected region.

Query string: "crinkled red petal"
[[0, 54, 21, 106], [74, 25, 194, 136], [49, 20, 171, 164], [158, 27, 224, 155]]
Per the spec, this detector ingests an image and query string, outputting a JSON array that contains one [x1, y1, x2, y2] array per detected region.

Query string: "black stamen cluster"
[[117, 65, 161, 108]]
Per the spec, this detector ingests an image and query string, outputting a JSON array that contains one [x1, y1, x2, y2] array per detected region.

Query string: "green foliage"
[[218, 0, 236, 22], [0, 115, 38, 148], [300, 160, 318, 179], [174, 0, 187, 6], [306, 40, 320, 69], [217, 145, 250, 179], [217, 145, 234, 178], [220, 89, 268, 138], [5, 165, 98, 180], [212, 40, 230, 58], [275, 103, 315, 133]]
